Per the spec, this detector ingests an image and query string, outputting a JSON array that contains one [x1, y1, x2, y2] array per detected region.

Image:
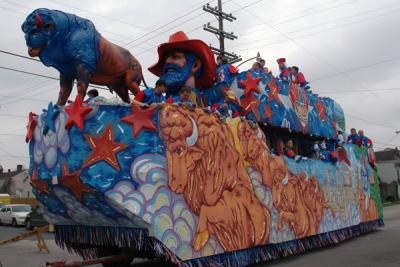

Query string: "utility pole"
[[203, 0, 242, 64]]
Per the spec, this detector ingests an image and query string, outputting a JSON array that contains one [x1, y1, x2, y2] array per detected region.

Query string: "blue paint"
[[42, 102, 59, 135], [22, 8, 100, 77]]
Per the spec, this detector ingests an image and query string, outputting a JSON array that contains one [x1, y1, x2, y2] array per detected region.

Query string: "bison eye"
[[176, 146, 185, 157]]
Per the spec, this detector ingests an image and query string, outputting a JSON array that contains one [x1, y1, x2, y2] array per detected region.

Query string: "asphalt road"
[[0, 205, 399, 267]]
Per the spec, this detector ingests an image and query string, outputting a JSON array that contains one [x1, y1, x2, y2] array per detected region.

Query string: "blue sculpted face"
[[160, 51, 199, 96], [22, 10, 55, 57]]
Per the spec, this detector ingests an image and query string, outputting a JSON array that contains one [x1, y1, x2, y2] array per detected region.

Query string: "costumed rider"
[[284, 140, 302, 162], [291, 66, 311, 91], [166, 86, 194, 105], [347, 128, 361, 146], [259, 59, 272, 75], [134, 79, 167, 105], [250, 61, 261, 74], [85, 89, 99, 103], [148, 31, 216, 107], [276, 58, 291, 83], [358, 129, 373, 148], [336, 130, 345, 147], [215, 55, 238, 86], [319, 140, 337, 164]]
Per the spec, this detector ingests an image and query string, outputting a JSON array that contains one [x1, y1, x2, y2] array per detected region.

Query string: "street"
[[0, 205, 399, 267]]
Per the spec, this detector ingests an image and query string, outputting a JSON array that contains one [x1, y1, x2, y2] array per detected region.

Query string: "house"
[[0, 164, 33, 198], [375, 148, 400, 201]]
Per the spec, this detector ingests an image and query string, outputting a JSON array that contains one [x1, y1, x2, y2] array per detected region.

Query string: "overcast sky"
[[0, 0, 399, 170]]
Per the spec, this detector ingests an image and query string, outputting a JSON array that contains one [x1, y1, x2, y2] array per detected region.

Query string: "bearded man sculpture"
[[148, 31, 216, 105]]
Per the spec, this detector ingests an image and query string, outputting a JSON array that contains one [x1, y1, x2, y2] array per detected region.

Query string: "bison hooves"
[[193, 230, 210, 252], [277, 221, 283, 231]]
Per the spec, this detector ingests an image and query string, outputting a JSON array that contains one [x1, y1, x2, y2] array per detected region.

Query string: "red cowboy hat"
[[276, 58, 286, 64], [148, 31, 216, 89]]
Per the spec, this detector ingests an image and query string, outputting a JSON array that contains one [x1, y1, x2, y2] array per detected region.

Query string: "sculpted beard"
[[160, 53, 198, 96]]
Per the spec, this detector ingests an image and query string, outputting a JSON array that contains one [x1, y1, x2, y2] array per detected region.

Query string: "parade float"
[[23, 8, 383, 267]]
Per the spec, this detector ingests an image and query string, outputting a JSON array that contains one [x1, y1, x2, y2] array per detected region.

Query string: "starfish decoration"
[[84, 123, 128, 170], [59, 162, 94, 201], [258, 80, 268, 95], [241, 93, 261, 121], [315, 99, 327, 120], [267, 78, 282, 105], [25, 112, 37, 143], [42, 102, 59, 135], [230, 78, 245, 103], [30, 168, 50, 194], [263, 103, 274, 122], [238, 72, 263, 96], [120, 105, 157, 138], [65, 95, 93, 131]]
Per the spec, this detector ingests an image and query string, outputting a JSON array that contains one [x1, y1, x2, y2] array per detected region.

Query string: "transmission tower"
[[203, 0, 242, 64]]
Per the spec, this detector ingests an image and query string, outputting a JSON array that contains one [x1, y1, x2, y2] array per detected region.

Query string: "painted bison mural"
[[159, 105, 271, 251]]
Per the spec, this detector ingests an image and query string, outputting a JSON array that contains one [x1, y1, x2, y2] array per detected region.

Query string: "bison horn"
[[186, 116, 198, 146], [35, 13, 43, 28], [282, 173, 289, 185], [257, 128, 263, 139]]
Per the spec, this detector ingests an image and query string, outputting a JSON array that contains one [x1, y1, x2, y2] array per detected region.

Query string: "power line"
[[0, 5, 25, 15], [128, 12, 208, 52], [203, 0, 241, 63], [231, 2, 400, 49], [134, 0, 264, 56], [0, 49, 41, 62], [235, 0, 349, 34], [236, 8, 400, 53], [313, 56, 400, 82], [47, 0, 160, 34], [373, 140, 399, 147], [0, 155, 29, 159], [0, 80, 56, 106], [345, 113, 397, 130], [0, 147, 29, 164], [233, 0, 395, 104], [0, 133, 25, 137], [232, 1, 399, 132], [0, 65, 112, 92], [0, 113, 26, 118], [238, 0, 359, 37], [0, 65, 58, 81], [0, 93, 49, 103], [1, 0, 151, 49], [122, 0, 216, 48], [322, 87, 400, 94]]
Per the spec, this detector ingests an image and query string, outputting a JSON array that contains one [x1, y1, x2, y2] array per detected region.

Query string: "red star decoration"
[[25, 112, 37, 143], [240, 94, 261, 121], [315, 99, 327, 120], [30, 168, 50, 194], [59, 162, 94, 201], [263, 104, 274, 122], [120, 105, 157, 138], [238, 72, 263, 96], [84, 123, 128, 170], [65, 95, 93, 131], [267, 78, 282, 105]]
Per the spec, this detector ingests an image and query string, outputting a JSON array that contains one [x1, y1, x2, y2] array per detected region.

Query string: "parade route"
[[0, 205, 398, 267]]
